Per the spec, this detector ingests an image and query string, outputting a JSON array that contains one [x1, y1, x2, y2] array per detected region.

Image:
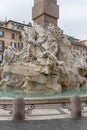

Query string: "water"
[[0, 86, 87, 98]]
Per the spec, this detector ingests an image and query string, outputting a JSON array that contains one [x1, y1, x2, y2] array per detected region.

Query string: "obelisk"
[[32, 0, 59, 26]]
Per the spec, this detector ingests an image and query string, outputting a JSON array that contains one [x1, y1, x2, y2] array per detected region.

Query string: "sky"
[[0, 0, 87, 40]]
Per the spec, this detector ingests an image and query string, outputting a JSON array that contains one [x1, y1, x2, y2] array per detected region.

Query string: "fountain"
[[0, 23, 87, 96], [0, 3, 87, 130], [0, 0, 87, 98]]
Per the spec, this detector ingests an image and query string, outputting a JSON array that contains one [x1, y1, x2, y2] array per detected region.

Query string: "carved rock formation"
[[0, 24, 87, 93]]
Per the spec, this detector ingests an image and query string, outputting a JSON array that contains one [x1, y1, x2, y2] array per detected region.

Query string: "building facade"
[[0, 20, 31, 63], [67, 36, 87, 63]]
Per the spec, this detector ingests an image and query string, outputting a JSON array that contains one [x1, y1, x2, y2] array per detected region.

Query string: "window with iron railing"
[[10, 42, 16, 48], [18, 42, 23, 51]]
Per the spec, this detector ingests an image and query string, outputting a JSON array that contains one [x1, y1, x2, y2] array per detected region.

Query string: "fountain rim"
[[0, 95, 87, 105]]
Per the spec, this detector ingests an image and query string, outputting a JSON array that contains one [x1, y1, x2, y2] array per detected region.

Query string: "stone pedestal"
[[12, 97, 25, 121]]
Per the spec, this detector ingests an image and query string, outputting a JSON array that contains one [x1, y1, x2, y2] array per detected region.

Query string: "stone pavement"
[[0, 117, 87, 130], [0, 104, 87, 130]]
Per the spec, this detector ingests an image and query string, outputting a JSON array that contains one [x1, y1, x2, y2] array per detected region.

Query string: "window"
[[0, 31, 4, 37], [0, 41, 4, 50], [0, 54, 3, 63], [83, 53, 85, 56], [83, 48, 85, 51], [77, 52, 78, 55], [81, 50, 82, 53], [12, 33, 15, 39], [18, 42, 23, 50], [73, 46, 76, 49], [19, 35, 22, 41], [0, 23, 3, 27], [11, 42, 16, 48]]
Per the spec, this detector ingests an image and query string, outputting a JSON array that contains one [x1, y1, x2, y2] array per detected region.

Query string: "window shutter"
[[2, 41, 4, 50], [14, 43, 16, 48]]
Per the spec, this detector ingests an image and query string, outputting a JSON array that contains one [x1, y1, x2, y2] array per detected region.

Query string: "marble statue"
[[2, 46, 16, 65], [0, 24, 87, 93]]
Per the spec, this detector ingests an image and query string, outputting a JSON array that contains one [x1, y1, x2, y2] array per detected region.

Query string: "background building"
[[67, 35, 87, 63], [0, 20, 31, 63]]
